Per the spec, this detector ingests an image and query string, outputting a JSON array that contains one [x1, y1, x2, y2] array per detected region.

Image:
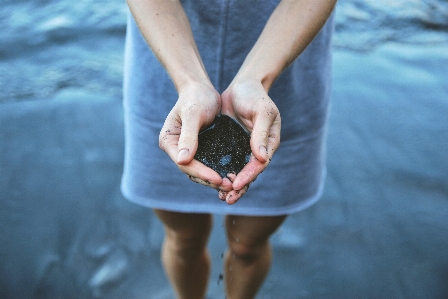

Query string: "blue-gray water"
[[1, 0, 448, 298], [1, 0, 448, 103]]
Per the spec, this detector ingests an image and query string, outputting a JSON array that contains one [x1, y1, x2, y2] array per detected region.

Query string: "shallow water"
[[1, 0, 448, 103], [335, 0, 448, 50], [0, 0, 126, 103]]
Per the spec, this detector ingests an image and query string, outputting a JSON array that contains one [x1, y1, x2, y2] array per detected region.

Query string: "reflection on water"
[[335, 0, 448, 50], [0, 0, 127, 103], [0, 0, 447, 102]]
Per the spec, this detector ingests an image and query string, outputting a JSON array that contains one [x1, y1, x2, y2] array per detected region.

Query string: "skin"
[[127, 0, 336, 298]]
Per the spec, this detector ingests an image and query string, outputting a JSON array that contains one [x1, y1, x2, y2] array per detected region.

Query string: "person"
[[121, 0, 336, 298]]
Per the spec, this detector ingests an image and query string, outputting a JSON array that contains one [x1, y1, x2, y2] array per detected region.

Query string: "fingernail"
[[226, 193, 235, 205], [259, 145, 267, 158], [226, 174, 236, 183], [218, 190, 227, 201], [177, 149, 189, 162]]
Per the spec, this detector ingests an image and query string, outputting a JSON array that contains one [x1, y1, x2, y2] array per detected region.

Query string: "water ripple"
[[1, 0, 447, 102]]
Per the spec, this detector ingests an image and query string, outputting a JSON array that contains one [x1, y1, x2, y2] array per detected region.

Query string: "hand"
[[220, 79, 281, 204], [159, 81, 233, 192]]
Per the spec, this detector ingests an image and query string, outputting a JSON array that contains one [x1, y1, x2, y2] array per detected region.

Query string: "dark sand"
[[1, 43, 448, 298], [195, 114, 251, 178]]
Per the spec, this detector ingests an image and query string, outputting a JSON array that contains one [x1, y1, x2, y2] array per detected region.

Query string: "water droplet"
[[217, 273, 224, 285]]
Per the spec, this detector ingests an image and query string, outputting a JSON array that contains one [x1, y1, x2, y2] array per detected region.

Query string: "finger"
[[217, 178, 237, 201], [225, 184, 250, 205], [218, 190, 228, 201], [251, 105, 281, 163], [226, 173, 237, 183], [232, 154, 267, 191], [179, 160, 234, 191], [176, 111, 202, 165], [187, 174, 224, 190], [179, 159, 223, 188], [265, 113, 281, 162], [159, 114, 183, 163], [221, 177, 233, 191]]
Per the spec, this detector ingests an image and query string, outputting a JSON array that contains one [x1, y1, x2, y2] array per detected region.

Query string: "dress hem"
[[120, 169, 326, 216]]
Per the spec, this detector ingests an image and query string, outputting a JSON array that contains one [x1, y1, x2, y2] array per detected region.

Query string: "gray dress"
[[121, 0, 334, 216]]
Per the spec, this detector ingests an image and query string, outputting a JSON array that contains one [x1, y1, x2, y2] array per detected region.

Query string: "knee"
[[165, 228, 210, 260], [227, 238, 268, 263]]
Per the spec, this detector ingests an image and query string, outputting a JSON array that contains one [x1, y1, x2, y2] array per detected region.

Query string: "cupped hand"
[[159, 81, 233, 192], [220, 79, 281, 204]]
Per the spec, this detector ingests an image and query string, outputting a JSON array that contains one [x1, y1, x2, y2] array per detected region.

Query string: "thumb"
[[177, 116, 201, 165], [250, 111, 281, 164], [250, 117, 270, 163]]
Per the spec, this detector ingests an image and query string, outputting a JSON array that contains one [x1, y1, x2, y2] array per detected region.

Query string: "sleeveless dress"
[[121, 0, 334, 216]]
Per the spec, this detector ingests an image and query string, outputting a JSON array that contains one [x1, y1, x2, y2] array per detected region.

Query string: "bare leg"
[[154, 209, 212, 299], [224, 214, 287, 299]]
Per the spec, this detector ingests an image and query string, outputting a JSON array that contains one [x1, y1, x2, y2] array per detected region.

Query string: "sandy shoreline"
[[1, 43, 447, 298]]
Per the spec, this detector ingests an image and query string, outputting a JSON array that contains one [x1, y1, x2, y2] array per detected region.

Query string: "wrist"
[[177, 79, 220, 110], [176, 74, 214, 94], [230, 72, 275, 94], [232, 60, 283, 93]]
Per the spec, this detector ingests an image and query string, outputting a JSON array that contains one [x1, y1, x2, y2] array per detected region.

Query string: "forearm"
[[234, 0, 337, 91], [127, 0, 210, 91]]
